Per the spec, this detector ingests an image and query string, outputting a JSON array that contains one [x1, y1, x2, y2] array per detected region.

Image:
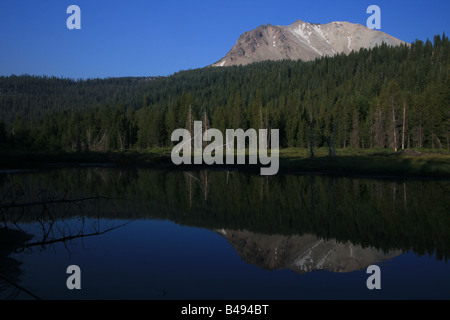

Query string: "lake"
[[0, 167, 449, 300]]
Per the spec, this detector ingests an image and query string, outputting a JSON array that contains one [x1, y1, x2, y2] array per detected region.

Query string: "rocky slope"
[[212, 20, 407, 67]]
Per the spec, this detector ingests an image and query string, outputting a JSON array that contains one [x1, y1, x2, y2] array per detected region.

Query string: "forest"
[[0, 34, 448, 153]]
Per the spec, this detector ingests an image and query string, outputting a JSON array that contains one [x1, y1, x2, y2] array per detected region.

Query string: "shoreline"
[[1, 148, 449, 180]]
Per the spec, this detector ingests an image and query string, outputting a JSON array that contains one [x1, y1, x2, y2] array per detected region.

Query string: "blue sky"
[[0, 0, 448, 79]]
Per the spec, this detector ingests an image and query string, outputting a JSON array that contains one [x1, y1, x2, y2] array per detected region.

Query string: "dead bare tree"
[[402, 100, 407, 150], [391, 97, 398, 152], [309, 112, 315, 159]]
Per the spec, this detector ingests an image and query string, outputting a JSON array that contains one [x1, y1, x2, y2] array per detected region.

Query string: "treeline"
[[0, 34, 448, 152]]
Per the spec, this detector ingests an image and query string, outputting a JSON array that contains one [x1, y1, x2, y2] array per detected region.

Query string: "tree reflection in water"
[[0, 167, 449, 299], [0, 184, 133, 299]]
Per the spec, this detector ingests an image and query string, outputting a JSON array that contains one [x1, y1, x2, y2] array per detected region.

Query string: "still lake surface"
[[0, 167, 449, 300]]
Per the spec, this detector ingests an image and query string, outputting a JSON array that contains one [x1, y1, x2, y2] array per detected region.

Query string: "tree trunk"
[[309, 112, 315, 159], [187, 105, 193, 150], [432, 132, 443, 149], [329, 119, 337, 157], [351, 108, 359, 149], [203, 111, 209, 148], [392, 98, 397, 152], [118, 132, 124, 151], [402, 101, 406, 150], [86, 128, 91, 151], [419, 110, 423, 148]]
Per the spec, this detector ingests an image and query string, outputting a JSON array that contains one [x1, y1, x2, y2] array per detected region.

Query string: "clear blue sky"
[[0, 0, 448, 79]]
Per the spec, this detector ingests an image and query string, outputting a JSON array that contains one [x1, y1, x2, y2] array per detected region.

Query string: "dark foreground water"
[[0, 167, 449, 300]]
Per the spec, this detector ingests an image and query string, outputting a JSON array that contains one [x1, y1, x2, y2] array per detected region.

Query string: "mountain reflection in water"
[[0, 167, 448, 299], [217, 229, 401, 274]]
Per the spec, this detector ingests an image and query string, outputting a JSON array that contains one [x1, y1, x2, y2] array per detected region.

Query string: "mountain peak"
[[212, 19, 407, 67]]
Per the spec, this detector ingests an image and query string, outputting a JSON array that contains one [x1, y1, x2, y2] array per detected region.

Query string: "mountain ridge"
[[212, 19, 408, 66]]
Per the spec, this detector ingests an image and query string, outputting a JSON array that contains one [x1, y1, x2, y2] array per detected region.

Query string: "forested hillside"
[[0, 76, 161, 123], [0, 34, 448, 152]]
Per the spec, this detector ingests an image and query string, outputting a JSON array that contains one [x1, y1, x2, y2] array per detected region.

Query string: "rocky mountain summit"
[[212, 20, 407, 66]]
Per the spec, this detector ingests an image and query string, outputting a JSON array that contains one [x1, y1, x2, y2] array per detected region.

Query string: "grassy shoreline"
[[1, 147, 449, 179]]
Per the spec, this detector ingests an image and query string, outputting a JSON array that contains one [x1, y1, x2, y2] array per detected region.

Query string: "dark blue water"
[[1, 168, 449, 300], [7, 218, 449, 300]]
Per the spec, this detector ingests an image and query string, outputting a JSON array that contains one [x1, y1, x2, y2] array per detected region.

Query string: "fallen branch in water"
[[21, 220, 133, 249], [0, 196, 121, 210]]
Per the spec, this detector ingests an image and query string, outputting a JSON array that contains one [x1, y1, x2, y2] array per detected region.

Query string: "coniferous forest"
[[0, 35, 448, 153]]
